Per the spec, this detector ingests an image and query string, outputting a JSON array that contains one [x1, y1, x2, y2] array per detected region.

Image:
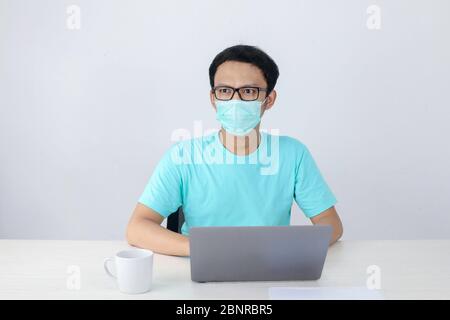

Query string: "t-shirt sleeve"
[[294, 144, 337, 218], [138, 144, 183, 218]]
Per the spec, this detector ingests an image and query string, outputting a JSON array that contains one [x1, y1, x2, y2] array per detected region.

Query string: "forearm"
[[126, 218, 190, 256]]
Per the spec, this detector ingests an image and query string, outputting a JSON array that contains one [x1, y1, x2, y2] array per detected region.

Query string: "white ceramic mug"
[[104, 248, 154, 294]]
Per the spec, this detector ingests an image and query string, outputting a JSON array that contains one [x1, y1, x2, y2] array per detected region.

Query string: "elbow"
[[126, 220, 136, 246], [336, 231, 343, 243], [335, 223, 344, 242]]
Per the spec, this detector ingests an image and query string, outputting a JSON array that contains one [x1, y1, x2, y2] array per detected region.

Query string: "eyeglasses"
[[212, 86, 267, 101]]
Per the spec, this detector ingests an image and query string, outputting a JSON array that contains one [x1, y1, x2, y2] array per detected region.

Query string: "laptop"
[[189, 225, 332, 282]]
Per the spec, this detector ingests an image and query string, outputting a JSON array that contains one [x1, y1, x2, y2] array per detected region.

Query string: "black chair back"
[[167, 207, 184, 234]]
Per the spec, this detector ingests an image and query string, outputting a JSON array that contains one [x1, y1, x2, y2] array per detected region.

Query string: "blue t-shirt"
[[138, 131, 337, 235]]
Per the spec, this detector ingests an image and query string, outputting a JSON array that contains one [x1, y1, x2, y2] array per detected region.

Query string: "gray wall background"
[[1, 0, 449, 240]]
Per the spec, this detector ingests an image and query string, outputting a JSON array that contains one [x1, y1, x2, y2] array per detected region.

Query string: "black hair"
[[209, 44, 279, 94]]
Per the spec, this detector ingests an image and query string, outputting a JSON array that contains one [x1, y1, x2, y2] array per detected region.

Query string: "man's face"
[[210, 61, 276, 117]]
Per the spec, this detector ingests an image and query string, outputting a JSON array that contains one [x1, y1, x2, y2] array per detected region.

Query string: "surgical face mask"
[[215, 98, 266, 136]]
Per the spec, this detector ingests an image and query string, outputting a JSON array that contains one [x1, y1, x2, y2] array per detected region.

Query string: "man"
[[126, 44, 343, 256]]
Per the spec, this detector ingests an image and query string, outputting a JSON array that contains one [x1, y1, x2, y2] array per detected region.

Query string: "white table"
[[0, 240, 449, 299]]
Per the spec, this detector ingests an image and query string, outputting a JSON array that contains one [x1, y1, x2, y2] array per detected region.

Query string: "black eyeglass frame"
[[211, 86, 268, 101]]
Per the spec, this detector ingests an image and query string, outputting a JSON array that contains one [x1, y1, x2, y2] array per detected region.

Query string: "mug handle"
[[103, 257, 116, 278]]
